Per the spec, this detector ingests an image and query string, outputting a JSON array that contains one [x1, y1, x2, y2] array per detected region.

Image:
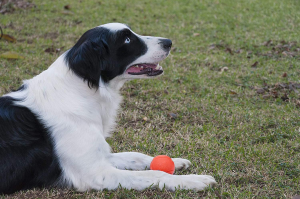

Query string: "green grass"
[[1, 0, 300, 198]]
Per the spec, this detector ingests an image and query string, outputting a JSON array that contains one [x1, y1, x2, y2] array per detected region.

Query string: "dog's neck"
[[7, 54, 125, 137], [49, 54, 127, 95]]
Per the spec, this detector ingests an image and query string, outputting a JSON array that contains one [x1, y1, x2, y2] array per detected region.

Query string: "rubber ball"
[[150, 155, 175, 174]]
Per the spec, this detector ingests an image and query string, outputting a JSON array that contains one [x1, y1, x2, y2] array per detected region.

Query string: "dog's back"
[[0, 92, 62, 194]]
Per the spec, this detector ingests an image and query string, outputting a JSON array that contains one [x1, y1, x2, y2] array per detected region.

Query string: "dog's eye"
[[125, 37, 130, 44]]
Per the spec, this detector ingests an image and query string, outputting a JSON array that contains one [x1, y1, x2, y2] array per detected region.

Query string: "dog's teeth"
[[141, 66, 144, 68], [155, 65, 160, 70]]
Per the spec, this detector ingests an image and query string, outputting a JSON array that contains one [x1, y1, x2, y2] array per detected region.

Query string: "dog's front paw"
[[159, 175, 216, 191], [172, 158, 191, 170]]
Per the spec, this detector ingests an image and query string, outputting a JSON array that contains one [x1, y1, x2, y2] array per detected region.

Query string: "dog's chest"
[[97, 91, 122, 138]]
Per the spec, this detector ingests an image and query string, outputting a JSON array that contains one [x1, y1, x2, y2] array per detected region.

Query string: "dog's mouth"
[[126, 63, 163, 76]]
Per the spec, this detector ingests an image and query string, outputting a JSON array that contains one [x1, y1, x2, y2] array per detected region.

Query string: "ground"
[[0, 0, 300, 198]]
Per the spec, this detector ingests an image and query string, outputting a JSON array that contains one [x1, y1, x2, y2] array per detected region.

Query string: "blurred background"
[[0, 0, 299, 198]]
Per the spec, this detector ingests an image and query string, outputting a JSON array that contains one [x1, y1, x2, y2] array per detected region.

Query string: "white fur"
[[5, 24, 216, 191], [99, 23, 129, 32]]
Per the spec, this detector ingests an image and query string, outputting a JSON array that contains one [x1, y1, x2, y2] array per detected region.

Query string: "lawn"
[[1, 0, 300, 198]]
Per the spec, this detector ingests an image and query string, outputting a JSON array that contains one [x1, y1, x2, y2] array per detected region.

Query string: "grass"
[[1, 0, 300, 198]]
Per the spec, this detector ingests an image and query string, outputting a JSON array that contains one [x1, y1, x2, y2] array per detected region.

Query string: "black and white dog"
[[0, 23, 216, 194]]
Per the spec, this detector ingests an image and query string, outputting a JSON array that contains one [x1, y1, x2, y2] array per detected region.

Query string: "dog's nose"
[[159, 39, 172, 51]]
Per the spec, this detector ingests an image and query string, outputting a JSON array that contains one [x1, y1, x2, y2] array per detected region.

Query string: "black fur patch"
[[0, 95, 62, 194], [65, 26, 147, 89]]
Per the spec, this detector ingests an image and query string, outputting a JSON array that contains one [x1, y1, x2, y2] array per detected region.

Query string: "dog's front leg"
[[108, 152, 191, 171], [60, 151, 215, 191], [94, 167, 216, 191], [54, 124, 210, 191]]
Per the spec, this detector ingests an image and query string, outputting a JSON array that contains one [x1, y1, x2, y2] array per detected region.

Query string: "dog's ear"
[[65, 29, 110, 89]]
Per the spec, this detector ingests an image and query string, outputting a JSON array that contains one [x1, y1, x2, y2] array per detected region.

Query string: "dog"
[[0, 23, 216, 194]]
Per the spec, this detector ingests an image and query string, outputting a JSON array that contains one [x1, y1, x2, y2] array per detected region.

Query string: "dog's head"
[[65, 23, 172, 89]]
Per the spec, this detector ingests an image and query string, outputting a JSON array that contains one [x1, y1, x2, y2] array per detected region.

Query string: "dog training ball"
[[150, 155, 175, 174]]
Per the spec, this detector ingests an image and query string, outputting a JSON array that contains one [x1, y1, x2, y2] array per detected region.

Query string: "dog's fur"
[[0, 23, 216, 194]]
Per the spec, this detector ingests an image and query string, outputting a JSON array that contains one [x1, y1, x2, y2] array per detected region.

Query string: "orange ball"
[[150, 155, 175, 174]]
